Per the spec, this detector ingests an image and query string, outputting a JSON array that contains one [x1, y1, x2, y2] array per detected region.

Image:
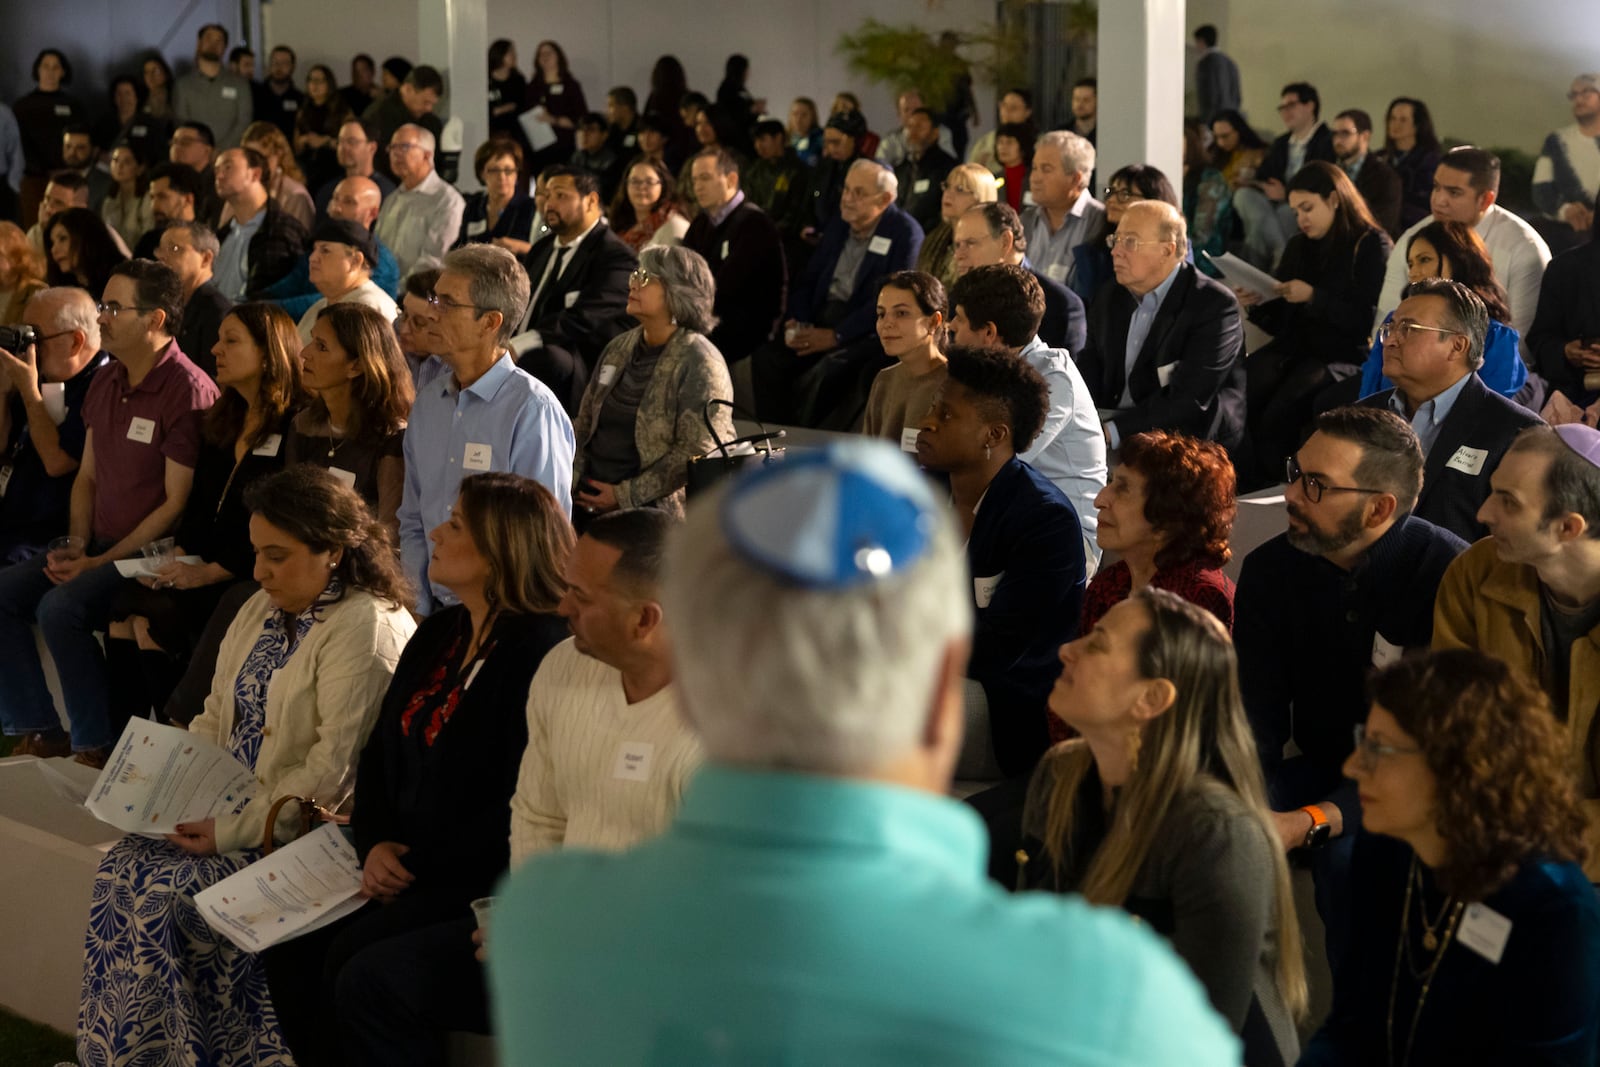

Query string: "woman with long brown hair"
[[1023, 588, 1306, 1066], [1239, 159, 1393, 484], [1303, 650, 1600, 1065], [609, 156, 690, 251]]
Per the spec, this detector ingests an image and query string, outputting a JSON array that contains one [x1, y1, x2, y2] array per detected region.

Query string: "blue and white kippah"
[[721, 440, 939, 589]]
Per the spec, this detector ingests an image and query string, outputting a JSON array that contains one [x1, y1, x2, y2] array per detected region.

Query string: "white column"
[[418, 0, 489, 192], [1097, 0, 1186, 189]]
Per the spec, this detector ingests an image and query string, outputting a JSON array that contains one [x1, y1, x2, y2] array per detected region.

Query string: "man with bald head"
[[375, 123, 465, 276], [264, 175, 401, 319], [1076, 199, 1246, 450], [213, 146, 310, 299]]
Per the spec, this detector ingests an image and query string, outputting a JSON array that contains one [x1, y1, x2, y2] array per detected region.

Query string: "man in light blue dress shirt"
[[398, 244, 574, 614], [489, 440, 1239, 1067], [1020, 130, 1104, 291]]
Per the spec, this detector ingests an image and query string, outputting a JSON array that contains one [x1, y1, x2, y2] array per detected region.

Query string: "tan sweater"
[[862, 361, 948, 448], [509, 638, 702, 866]]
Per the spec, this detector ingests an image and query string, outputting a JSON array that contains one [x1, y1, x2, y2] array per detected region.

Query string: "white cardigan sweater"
[[187, 586, 416, 852]]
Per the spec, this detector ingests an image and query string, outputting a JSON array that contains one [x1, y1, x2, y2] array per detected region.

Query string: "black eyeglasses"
[[1285, 457, 1385, 504], [96, 302, 154, 317]]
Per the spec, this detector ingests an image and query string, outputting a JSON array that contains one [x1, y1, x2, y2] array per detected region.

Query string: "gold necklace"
[[1387, 855, 1465, 1067], [1411, 859, 1454, 952]]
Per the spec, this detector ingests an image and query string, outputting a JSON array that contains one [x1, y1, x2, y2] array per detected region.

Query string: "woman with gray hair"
[[572, 244, 734, 518]]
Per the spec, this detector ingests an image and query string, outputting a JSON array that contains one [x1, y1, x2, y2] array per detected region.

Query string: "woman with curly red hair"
[[1303, 650, 1600, 1066]]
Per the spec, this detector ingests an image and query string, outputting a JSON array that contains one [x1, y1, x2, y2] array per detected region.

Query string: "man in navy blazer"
[[751, 159, 923, 428], [1078, 201, 1245, 451], [510, 166, 637, 413], [914, 346, 1085, 781], [952, 202, 1087, 356], [1358, 279, 1542, 542]]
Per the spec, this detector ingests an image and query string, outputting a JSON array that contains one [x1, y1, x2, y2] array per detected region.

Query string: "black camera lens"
[[0, 324, 39, 351]]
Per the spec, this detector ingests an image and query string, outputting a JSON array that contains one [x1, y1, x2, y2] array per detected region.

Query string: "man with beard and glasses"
[[1233, 406, 1467, 969]]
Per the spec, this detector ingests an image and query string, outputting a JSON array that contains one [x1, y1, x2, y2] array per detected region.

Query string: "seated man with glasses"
[[1076, 200, 1245, 451], [399, 245, 575, 615], [0, 261, 218, 764], [1234, 406, 1467, 969], [1358, 278, 1542, 542]]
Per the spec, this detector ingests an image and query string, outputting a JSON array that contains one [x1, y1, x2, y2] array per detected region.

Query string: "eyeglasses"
[[1377, 320, 1461, 346], [426, 292, 488, 313], [626, 177, 661, 189], [96, 302, 154, 317], [1568, 87, 1600, 101], [628, 268, 657, 288], [387, 142, 422, 155], [839, 186, 877, 201], [1104, 234, 1171, 252], [483, 166, 519, 177], [1285, 457, 1385, 504], [1276, 100, 1303, 113], [1350, 724, 1421, 773], [1102, 186, 1139, 202]]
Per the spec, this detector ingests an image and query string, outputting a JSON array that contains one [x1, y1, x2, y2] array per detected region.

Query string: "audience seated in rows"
[[490, 440, 1239, 1066], [263, 175, 399, 321], [311, 117, 396, 219], [238, 121, 315, 232], [862, 270, 946, 447], [916, 161, 997, 289], [296, 218, 398, 341], [952, 201, 1087, 355], [152, 220, 233, 377], [78, 466, 415, 1065], [215, 146, 310, 301], [1330, 108, 1402, 239], [1234, 81, 1335, 269], [374, 124, 465, 278], [1235, 407, 1468, 968], [892, 107, 957, 234], [363, 65, 444, 182], [681, 147, 787, 364], [1071, 163, 1181, 306], [454, 138, 538, 255], [571, 244, 734, 518], [1375, 96, 1441, 231], [1020, 130, 1102, 291]]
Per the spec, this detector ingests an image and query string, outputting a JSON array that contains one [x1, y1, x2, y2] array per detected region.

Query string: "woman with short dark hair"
[[572, 244, 733, 519], [454, 138, 536, 254], [1302, 650, 1600, 1065], [80, 465, 415, 1067]]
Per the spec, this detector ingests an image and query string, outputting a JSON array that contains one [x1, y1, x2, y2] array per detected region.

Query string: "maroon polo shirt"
[[79, 340, 219, 544]]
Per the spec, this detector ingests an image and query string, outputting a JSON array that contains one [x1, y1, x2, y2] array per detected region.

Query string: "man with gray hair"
[[952, 201, 1086, 354], [488, 440, 1242, 1066], [0, 288, 110, 561], [399, 244, 574, 613], [153, 220, 233, 379], [1020, 130, 1103, 290], [375, 123, 466, 276], [1077, 200, 1246, 450], [1358, 277, 1542, 541], [751, 158, 923, 428]]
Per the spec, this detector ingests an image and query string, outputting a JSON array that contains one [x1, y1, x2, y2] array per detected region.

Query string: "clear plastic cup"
[[470, 896, 494, 937], [46, 535, 85, 567], [142, 536, 176, 572]]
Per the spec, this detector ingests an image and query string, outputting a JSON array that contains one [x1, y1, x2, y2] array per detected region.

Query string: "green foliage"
[[836, 18, 1030, 110]]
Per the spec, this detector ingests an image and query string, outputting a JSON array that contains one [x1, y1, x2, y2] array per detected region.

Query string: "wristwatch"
[[1300, 804, 1331, 850]]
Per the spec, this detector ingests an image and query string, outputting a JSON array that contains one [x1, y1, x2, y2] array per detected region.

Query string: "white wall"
[[261, 0, 995, 138], [1195, 0, 1600, 155]]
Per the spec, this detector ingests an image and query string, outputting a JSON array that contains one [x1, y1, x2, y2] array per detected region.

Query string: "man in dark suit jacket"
[[1358, 279, 1543, 542], [511, 166, 636, 412], [682, 148, 787, 365], [952, 202, 1087, 356], [1527, 232, 1600, 404], [1078, 201, 1246, 450], [1332, 109, 1403, 238], [892, 108, 957, 234], [751, 159, 923, 428]]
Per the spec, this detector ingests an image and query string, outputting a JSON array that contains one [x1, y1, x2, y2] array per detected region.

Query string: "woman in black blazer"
[[264, 472, 574, 1066]]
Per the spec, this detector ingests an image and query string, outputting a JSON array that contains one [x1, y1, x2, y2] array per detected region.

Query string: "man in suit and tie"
[[751, 158, 923, 428], [951, 201, 1086, 356], [510, 166, 636, 413], [1358, 278, 1542, 542], [1077, 200, 1246, 451], [682, 148, 787, 365]]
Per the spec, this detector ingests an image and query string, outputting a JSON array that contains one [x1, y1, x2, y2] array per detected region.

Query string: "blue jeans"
[[0, 550, 124, 750]]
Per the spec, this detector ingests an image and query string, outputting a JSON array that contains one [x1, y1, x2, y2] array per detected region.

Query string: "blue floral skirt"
[[78, 835, 295, 1067]]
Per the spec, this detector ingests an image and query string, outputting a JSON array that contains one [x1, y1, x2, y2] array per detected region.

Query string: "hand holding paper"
[[86, 719, 258, 835]]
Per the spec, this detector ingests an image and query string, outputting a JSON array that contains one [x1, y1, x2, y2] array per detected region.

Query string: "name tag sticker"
[[563, 290, 579, 309], [913, 178, 930, 193], [613, 740, 654, 781], [597, 364, 619, 387], [1445, 445, 1489, 476], [463, 443, 492, 471], [329, 467, 357, 488], [131, 125, 148, 137], [867, 235, 892, 256], [1022, 190, 1036, 206], [1458, 902, 1512, 964], [721, 240, 730, 260], [900, 427, 920, 452], [282, 100, 297, 112], [467, 219, 487, 235], [221, 86, 238, 100], [1044, 262, 1068, 282], [974, 572, 1004, 609], [0, 464, 12, 498], [1156, 362, 1177, 388], [1372, 633, 1403, 669], [127, 416, 156, 444], [624, 134, 636, 147], [797, 136, 810, 151], [549, 84, 565, 96], [251, 433, 282, 457], [54, 105, 71, 117]]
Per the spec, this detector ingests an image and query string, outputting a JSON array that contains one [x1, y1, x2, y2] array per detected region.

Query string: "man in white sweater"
[[509, 509, 701, 865], [1375, 146, 1551, 353]]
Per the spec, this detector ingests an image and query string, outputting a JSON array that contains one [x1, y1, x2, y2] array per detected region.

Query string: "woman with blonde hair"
[[1023, 587, 1306, 1066], [0, 221, 47, 323], [240, 119, 316, 230], [916, 162, 998, 288]]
